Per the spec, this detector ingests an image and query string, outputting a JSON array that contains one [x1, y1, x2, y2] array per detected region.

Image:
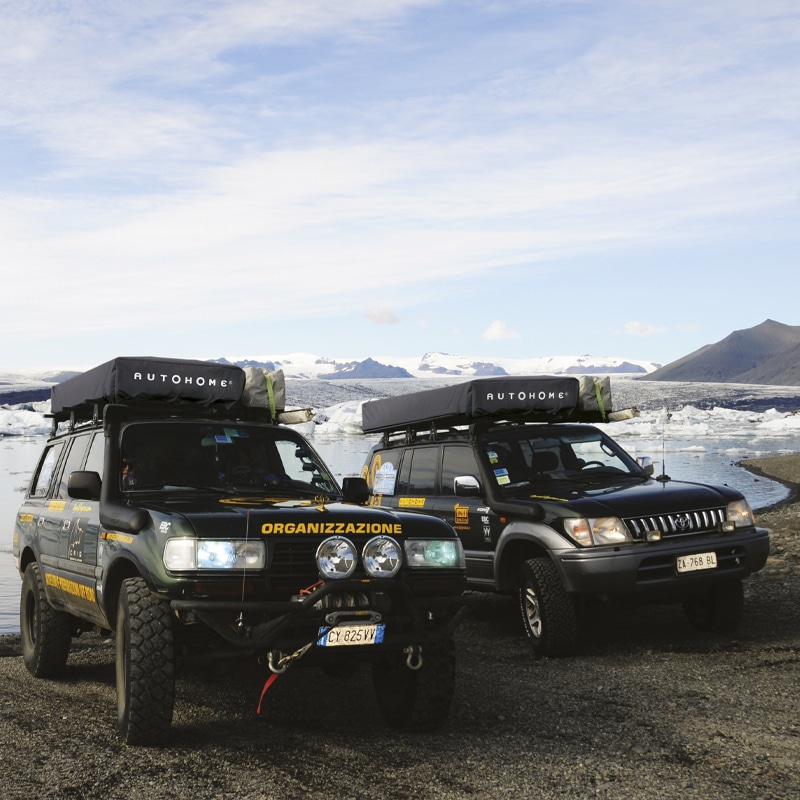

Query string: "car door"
[[24, 440, 68, 566], [431, 443, 502, 584], [44, 431, 105, 621]]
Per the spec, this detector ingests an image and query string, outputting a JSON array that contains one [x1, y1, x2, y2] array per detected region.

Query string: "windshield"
[[119, 421, 339, 497], [479, 425, 644, 493]]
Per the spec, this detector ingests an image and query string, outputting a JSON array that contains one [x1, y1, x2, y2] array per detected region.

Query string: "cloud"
[[625, 321, 668, 337], [676, 322, 700, 332], [483, 320, 519, 341], [366, 308, 402, 325]]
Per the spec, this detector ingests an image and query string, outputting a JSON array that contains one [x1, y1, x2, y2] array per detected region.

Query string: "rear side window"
[[30, 442, 66, 498], [397, 446, 439, 496]]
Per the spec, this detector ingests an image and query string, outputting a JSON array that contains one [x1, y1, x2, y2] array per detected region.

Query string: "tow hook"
[[404, 645, 423, 670]]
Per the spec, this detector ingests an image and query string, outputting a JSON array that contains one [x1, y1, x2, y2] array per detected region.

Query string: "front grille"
[[624, 507, 726, 541], [268, 540, 320, 592]]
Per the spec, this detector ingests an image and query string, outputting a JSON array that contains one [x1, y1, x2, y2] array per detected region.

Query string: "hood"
[[136, 494, 449, 539], [528, 478, 743, 519]]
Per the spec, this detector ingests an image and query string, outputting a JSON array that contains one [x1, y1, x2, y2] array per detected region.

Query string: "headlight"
[[362, 536, 402, 578], [405, 539, 463, 569], [563, 517, 631, 547], [163, 539, 266, 571], [316, 536, 358, 579], [726, 499, 755, 530]]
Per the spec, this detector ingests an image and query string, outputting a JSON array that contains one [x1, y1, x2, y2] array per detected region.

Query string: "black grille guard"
[[169, 578, 472, 650]]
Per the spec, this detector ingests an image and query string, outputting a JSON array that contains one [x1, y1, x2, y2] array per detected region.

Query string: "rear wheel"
[[116, 577, 175, 746], [20, 562, 72, 678], [518, 557, 578, 657], [372, 638, 456, 732], [683, 579, 744, 633]]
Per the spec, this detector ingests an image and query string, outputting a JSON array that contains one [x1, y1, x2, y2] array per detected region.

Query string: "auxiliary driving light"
[[316, 536, 357, 580], [362, 536, 402, 578]]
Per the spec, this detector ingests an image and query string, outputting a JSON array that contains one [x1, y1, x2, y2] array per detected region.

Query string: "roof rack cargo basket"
[[361, 376, 618, 435]]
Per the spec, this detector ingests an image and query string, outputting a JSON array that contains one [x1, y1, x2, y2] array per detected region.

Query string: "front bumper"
[[554, 526, 770, 599], [169, 577, 470, 654]]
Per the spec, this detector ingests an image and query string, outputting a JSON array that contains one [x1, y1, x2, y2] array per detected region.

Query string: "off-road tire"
[[20, 562, 72, 678], [372, 638, 456, 732], [116, 577, 175, 746], [683, 579, 744, 633], [518, 557, 578, 657]]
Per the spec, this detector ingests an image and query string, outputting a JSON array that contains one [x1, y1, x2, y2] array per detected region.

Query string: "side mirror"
[[68, 470, 102, 501], [342, 476, 370, 505], [637, 456, 654, 476], [454, 475, 481, 497]]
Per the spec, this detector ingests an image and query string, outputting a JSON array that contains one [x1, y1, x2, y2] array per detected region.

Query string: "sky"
[[1, 0, 798, 372]]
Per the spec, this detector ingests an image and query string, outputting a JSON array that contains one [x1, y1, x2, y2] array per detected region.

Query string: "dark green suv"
[[360, 376, 770, 657], [13, 357, 466, 744]]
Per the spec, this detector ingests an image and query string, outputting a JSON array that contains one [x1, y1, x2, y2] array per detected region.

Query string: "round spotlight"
[[316, 536, 357, 580], [362, 536, 402, 579]]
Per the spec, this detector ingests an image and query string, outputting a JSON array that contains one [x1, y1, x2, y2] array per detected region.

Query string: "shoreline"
[[739, 452, 800, 510]]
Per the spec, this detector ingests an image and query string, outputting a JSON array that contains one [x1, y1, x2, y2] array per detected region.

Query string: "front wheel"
[[116, 577, 175, 746], [683, 579, 744, 633], [518, 557, 578, 657], [20, 562, 72, 678], [372, 638, 456, 732]]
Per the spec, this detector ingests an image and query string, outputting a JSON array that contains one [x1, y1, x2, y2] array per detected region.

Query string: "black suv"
[[13, 357, 467, 744], [360, 376, 770, 657]]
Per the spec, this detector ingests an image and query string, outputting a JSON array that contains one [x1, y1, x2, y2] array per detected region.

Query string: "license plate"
[[317, 623, 385, 647], [677, 551, 718, 573]]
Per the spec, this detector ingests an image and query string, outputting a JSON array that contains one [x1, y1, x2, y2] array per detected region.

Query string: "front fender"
[[493, 520, 575, 592]]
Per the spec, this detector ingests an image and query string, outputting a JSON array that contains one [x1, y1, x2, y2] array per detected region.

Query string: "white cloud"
[[366, 308, 402, 325], [625, 321, 668, 337], [483, 320, 519, 341]]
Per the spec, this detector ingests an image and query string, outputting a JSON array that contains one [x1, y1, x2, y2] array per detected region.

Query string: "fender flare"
[[493, 520, 575, 593]]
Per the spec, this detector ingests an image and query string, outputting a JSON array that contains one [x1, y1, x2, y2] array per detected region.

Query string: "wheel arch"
[[103, 557, 145, 632], [18, 545, 37, 576], [494, 522, 572, 593]]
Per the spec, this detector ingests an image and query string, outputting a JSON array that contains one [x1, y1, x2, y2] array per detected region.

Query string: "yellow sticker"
[[399, 498, 426, 508]]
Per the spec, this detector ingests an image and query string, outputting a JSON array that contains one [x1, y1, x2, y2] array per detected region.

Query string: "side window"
[[84, 432, 105, 478], [404, 446, 439, 497], [30, 442, 66, 498], [56, 436, 92, 500], [370, 452, 399, 495], [440, 445, 480, 495]]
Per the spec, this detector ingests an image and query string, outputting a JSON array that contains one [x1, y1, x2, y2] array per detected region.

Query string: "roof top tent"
[[360, 376, 616, 436], [49, 356, 248, 426]]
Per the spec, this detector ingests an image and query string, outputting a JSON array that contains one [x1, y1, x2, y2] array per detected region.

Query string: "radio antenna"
[[657, 408, 671, 482]]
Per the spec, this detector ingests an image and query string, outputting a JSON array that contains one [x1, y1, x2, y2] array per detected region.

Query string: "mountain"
[[317, 358, 413, 379], [645, 320, 800, 386], [216, 352, 660, 379]]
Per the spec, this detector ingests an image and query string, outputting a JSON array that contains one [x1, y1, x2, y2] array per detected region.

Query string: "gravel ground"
[[2, 456, 799, 800]]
